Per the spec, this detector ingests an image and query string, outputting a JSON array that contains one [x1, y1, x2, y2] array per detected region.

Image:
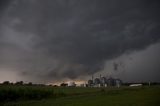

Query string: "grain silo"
[[68, 81, 76, 87], [107, 77, 115, 86], [100, 77, 107, 87], [88, 79, 94, 87]]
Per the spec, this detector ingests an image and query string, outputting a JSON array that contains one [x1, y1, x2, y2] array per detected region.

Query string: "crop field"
[[0, 85, 160, 106]]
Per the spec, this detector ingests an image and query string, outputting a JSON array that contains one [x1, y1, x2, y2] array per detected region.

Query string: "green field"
[[0, 85, 160, 106]]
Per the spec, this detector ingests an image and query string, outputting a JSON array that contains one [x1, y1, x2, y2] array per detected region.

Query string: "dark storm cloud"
[[0, 0, 11, 11], [0, 0, 160, 82]]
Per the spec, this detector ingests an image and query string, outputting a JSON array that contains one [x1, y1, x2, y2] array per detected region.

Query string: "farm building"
[[88, 75, 122, 87]]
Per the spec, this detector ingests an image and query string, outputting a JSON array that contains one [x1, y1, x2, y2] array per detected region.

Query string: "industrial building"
[[88, 75, 122, 87], [59, 74, 122, 88]]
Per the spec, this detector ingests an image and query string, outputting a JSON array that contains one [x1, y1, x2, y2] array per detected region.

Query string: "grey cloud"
[[0, 0, 160, 83]]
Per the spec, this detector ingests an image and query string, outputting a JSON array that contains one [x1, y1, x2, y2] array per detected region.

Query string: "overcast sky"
[[0, 0, 160, 84]]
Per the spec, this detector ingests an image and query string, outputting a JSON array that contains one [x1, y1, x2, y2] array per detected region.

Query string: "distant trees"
[[60, 83, 68, 87], [0, 81, 42, 86], [27, 82, 33, 86], [2, 81, 10, 85], [15, 81, 23, 85], [53, 85, 58, 87], [1, 81, 24, 85]]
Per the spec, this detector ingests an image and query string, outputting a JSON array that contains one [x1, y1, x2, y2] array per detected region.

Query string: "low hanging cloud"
[[0, 0, 160, 83]]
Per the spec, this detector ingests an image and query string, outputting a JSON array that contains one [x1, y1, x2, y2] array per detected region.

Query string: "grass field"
[[0, 85, 160, 106]]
